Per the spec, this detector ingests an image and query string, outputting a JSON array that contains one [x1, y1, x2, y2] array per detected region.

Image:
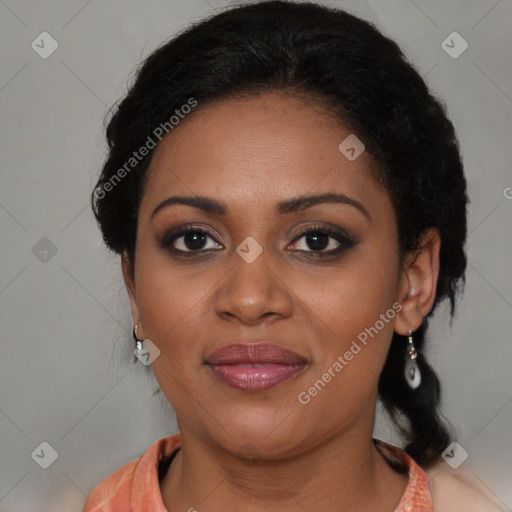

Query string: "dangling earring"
[[405, 330, 421, 389], [133, 324, 144, 356]]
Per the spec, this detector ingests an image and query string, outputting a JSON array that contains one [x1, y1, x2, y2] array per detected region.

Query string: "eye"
[[159, 226, 223, 254], [159, 224, 356, 259], [288, 225, 355, 257]]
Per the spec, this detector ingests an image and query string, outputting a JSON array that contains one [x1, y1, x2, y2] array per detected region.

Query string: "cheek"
[[135, 263, 209, 411], [294, 273, 397, 429], [293, 244, 399, 387], [301, 246, 399, 332], [134, 254, 208, 362]]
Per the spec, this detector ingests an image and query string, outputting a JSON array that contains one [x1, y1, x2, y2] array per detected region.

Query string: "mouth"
[[204, 342, 309, 391]]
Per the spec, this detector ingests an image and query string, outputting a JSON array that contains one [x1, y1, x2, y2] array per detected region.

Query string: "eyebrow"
[[150, 192, 370, 221]]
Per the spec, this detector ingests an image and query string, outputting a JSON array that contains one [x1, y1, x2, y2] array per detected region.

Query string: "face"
[[122, 92, 435, 458]]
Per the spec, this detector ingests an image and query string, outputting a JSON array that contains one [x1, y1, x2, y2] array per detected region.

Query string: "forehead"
[[140, 92, 387, 219]]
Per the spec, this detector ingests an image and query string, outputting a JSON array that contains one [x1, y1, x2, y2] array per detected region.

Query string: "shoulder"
[[82, 458, 138, 511], [82, 434, 182, 512], [425, 460, 503, 512]]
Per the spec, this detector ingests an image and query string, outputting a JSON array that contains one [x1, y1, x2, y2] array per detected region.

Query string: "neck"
[[160, 422, 408, 512]]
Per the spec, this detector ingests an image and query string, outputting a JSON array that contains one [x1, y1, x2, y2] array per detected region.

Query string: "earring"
[[405, 330, 421, 389], [133, 324, 144, 355]]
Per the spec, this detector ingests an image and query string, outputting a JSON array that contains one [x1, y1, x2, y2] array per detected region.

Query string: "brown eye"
[[160, 227, 223, 254], [289, 226, 356, 257], [294, 230, 339, 252]]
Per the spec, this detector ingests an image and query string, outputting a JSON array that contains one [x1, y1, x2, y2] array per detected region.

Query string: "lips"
[[205, 343, 309, 365], [205, 343, 309, 391]]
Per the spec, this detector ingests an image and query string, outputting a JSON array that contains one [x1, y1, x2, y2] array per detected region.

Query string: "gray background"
[[0, 0, 511, 510]]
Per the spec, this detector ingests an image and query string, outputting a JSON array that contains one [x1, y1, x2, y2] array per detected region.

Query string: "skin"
[[121, 92, 441, 512]]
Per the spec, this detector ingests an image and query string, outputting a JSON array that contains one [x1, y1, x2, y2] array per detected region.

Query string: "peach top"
[[82, 434, 500, 511]]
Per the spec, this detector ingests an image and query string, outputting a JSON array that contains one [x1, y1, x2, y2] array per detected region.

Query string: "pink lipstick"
[[205, 343, 308, 391]]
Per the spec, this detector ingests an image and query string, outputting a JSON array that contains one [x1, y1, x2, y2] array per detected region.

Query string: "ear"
[[394, 227, 441, 335], [121, 251, 143, 336]]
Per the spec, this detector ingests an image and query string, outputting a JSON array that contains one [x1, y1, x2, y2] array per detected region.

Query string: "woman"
[[84, 1, 502, 510]]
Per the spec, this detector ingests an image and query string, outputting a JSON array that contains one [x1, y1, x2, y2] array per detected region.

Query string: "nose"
[[213, 245, 294, 326]]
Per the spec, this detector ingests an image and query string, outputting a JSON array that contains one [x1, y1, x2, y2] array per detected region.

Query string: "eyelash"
[[159, 224, 356, 260]]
